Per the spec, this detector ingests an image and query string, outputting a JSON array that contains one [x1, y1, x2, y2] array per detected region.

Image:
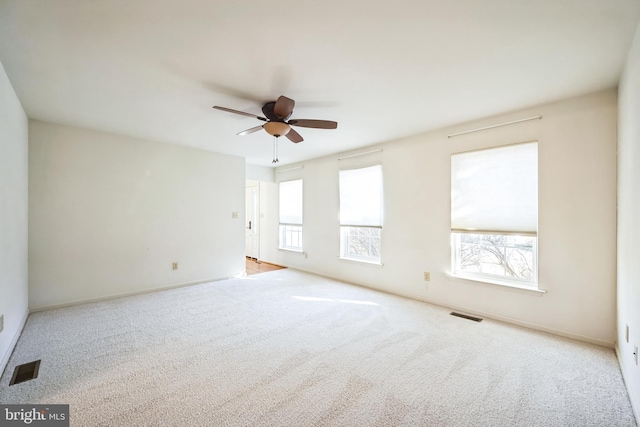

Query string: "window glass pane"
[[279, 225, 303, 251], [340, 226, 381, 263], [453, 232, 535, 282]]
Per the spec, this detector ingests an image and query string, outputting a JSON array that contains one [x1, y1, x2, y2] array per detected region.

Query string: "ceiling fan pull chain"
[[272, 136, 279, 163]]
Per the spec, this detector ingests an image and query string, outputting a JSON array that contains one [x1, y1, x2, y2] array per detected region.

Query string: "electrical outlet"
[[423, 272, 430, 281], [231, 212, 239, 219], [172, 262, 178, 270], [0, 314, 3, 333]]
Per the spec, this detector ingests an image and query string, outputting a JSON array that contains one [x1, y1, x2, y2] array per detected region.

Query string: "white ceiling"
[[1, 1, 639, 167]]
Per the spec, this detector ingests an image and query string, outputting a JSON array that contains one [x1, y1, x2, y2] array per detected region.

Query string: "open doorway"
[[245, 181, 259, 260]]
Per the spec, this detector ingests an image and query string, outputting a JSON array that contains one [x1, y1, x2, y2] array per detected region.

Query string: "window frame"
[[278, 179, 303, 252], [451, 231, 538, 287], [339, 225, 382, 264], [279, 224, 303, 252], [450, 142, 538, 288], [338, 165, 384, 264]]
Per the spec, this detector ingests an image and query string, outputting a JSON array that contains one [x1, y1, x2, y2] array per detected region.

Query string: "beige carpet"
[[1, 269, 636, 426]]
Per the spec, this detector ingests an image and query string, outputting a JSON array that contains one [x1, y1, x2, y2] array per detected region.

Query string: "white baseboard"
[[290, 267, 614, 349], [0, 308, 29, 379], [29, 276, 231, 313], [615, 344, 640, 424], [422, 296, 614, 348]]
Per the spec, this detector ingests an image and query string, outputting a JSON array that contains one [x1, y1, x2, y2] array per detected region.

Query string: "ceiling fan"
[[213, 96, 337, 162]]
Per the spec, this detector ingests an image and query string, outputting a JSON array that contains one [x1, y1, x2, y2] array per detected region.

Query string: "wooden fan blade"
[[213, 106, 267, 121], [274, 96, 295, 120], [237, 125, 264, 136], [262, 102, 277, 121], [288, 119, 338, 129], [286, 128, 304, 143]]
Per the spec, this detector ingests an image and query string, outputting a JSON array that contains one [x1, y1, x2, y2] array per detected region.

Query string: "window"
[[451, 142, 538, 286], [279, 179, 303, 251], [339, 165, 383, 263]]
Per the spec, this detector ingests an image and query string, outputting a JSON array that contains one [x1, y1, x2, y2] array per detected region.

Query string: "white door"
[[245, 184, 259, 259]]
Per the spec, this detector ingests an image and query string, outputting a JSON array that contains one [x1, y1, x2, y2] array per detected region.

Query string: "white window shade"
[[279, 179, 303, 225], [451, 142, 538, 234], [339, 165, 383, 226]]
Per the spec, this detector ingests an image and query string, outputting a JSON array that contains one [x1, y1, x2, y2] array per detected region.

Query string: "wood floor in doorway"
[[246, 258, 286, 275]]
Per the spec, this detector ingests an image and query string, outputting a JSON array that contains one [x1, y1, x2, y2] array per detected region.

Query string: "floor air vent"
[[450, 312, 483, 322], [9, 360, 41, 386]]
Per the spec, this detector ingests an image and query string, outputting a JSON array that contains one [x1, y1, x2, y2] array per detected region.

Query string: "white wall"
[[264, 89, 618, 347], [617, 23, 640, 421], [29, 121, 246, 309], [246, 165, 274, 183], [0, 60, 29, 374], [258, 181, 278, 262]]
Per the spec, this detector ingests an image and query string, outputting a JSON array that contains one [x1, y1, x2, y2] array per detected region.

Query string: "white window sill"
[[446, 273, 546, 294], [278, 247, 304, 253], [338, 257, 384, 267]]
